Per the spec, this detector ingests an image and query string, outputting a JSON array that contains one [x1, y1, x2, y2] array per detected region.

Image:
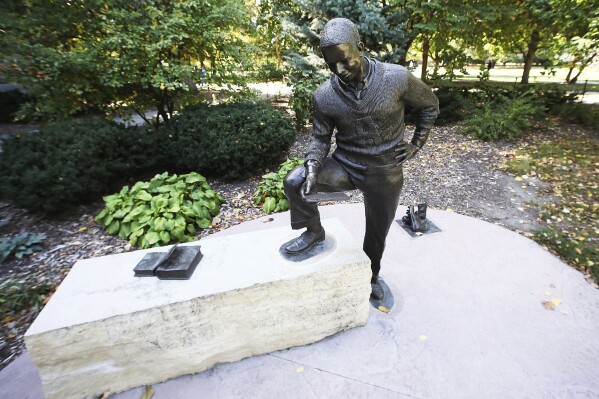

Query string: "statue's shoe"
[[370, 276, 384, 301], [284, 229, 325, 254]]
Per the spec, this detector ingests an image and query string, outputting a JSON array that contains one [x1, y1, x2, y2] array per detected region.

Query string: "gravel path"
[[0, 119, 595, 370]]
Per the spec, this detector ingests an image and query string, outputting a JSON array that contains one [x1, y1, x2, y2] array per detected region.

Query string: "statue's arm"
[[395, 72, 440, 165], [305, 94, 334, 166], [302, 94, 334, 196]]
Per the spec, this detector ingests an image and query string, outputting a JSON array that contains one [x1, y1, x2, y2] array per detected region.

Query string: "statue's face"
[[321, 43, 364, 85]]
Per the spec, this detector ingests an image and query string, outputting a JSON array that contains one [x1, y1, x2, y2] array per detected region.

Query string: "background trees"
[[0, 0, 596, 124], [0, 0, 253, 125]]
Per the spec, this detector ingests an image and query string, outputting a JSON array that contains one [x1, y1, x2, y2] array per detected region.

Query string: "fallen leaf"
[[515, 177, 523, 181], [378, 305, 390, 313], [419, 335, 428, 341], [541, 300, 556, 310], [78, 227, 87, 232], [139, 385, 154, 399], [1, 316, 15, 324], [296, 366, 304, 373], [551, 298, 562, 306]]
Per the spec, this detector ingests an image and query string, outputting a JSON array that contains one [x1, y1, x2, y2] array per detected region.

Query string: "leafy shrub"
[[460, 96, 544, 140], [427, 82, 577, 126], [285, 52, 328, 129], [522, 84, 578, 108], [253, 158, 303, 214], [253, 62, 285, 82], [0, 277, 54, 314], [165, 100, 295, 180], [96, 172, 224, 249], [0, 89, 28, 123], [549, 103, 599, 128], [0, 119, 162, 214], [428, 83, 478, 125], [0, 232, 46, 263]]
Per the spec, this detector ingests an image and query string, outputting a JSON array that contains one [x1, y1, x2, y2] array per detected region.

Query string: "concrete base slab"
[[2, 204, 598, 399], [23, 218, 371, 399]]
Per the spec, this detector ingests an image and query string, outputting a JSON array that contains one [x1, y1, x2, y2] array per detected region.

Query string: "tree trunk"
[[565, 66, 574, 84], [421, 37, 429, 81], [398, 35, 416, 66], [275, 38, 282, 68], [571, 53, 597, 84], [521, 29, 540, 84]]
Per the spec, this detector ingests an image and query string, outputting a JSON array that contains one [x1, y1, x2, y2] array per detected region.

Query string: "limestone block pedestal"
[[24, 218, 371, 399]]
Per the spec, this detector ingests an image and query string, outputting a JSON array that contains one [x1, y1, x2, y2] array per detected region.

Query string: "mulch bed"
[[0, 119, 597, 371]]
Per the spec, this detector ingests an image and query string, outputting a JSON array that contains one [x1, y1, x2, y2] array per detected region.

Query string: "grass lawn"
[[414, 65, 599, 92]]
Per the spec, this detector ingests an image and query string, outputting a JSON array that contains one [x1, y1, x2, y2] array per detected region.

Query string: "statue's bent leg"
[[283, 158, 355, 253], [284, 165, 320, 230]]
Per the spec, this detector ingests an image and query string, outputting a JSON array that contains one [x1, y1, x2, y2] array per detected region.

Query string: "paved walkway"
[[1, 204, 598, 398]]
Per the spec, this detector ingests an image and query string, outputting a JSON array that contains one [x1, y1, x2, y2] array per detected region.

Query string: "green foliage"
[[535, 228, 598, 283], [525, 83, 579, 108], [285, 53, 328, 129], [426, 82, 575, 127], [96, 172, 224, 249], [0, 277, 54, 315], [165, 100, 296, 180], [428, 82, 478, 124], [0, 118, 161, 214], [549, 103, 599, 128], [253, 158, 304, 214], [0, 232, 46, 263], [460, 96, 544, 140], [0, 0, 253, 125], [252, 62, 286, 82], [0, 89, 28, 123]]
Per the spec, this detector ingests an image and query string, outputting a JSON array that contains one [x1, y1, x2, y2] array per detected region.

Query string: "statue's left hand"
[[395, 142, 419, 165]]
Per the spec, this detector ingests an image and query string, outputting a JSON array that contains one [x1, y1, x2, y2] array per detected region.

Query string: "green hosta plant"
[[253, 158, 303, 214], [96, 172, 225, 249], [0, 232, 46, 263]]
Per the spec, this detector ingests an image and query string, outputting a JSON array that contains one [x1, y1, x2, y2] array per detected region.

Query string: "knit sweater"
[[306, 59, 439, 166]]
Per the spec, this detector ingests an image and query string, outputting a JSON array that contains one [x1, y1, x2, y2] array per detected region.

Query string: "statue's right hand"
[[300, 172, 318, 201]]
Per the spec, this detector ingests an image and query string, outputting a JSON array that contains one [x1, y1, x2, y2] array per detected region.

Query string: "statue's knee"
[[284, 166, 305, 192]]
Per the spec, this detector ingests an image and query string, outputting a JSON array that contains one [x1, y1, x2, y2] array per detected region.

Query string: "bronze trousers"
[[283, 153, 403, 276]]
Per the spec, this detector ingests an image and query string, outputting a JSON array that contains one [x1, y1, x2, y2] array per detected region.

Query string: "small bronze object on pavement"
[[403, 203, 429, 232], [397, 203, 442, 237]]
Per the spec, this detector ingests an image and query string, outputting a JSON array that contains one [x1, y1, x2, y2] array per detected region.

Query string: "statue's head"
[[320, 18, 365, 85]]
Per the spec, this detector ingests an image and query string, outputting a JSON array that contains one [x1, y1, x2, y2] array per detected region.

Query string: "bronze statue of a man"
[[283, 18, 439, 301]]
